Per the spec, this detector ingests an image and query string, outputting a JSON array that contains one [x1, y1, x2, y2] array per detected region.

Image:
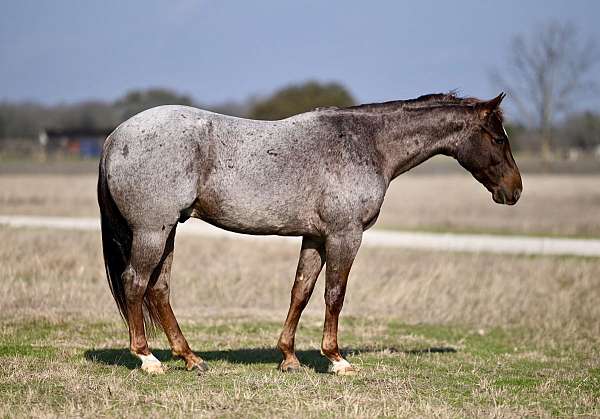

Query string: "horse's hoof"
[[279, 360, 301, 373], [330, 359, 356, 375], [141, 362, 165, 375], [191, 360, 209, 375], [334, 366, 357, 375]]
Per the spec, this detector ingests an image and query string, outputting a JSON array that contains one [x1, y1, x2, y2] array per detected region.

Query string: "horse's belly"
[[191, 190, 318, 237]]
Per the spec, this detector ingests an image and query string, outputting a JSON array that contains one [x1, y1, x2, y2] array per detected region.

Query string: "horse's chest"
[[358, 193, 385, 230], [318, 174, 387, 231]]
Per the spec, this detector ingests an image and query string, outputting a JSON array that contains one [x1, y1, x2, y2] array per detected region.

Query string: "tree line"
[[0, 21, 598, 156], [0, 81, 353, 138]]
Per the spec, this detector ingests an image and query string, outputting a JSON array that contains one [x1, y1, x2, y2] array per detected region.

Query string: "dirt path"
[[1, 214, 599, 257]]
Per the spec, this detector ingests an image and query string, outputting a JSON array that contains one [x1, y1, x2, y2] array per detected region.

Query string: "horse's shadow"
[[84, 346, 456, 373]]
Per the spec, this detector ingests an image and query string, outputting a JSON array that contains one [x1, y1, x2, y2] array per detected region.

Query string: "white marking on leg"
[[138, 353, 164, 374], [139, 353, 160, 365], [330, 358, 354, 374]]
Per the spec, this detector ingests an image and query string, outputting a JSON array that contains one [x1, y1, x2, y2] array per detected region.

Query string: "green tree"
[[503, 121, 527, 152], [115, 88, 194, 121], [53, 101, 119, 131], [557, 111, 600, 151], [0, 88, 196, 139], [249, 81, 355, 120]]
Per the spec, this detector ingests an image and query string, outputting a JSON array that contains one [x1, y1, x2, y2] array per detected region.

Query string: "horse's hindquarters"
[[104, 127, 200, 230]]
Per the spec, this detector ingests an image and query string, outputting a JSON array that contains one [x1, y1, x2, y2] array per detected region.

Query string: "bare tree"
[[492, 22, 599, 157]]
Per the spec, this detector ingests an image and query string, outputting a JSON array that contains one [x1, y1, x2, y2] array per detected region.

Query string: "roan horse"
[[98, 92, 522, 375]]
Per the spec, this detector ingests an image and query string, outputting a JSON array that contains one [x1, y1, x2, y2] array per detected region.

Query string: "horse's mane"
[[317, 91, 502, 118]]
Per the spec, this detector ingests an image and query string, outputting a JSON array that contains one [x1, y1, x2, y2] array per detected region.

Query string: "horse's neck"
[[373, 107, 465, 180]]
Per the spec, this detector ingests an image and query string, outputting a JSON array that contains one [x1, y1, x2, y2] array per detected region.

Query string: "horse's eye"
[[494, 137, 505, 145]]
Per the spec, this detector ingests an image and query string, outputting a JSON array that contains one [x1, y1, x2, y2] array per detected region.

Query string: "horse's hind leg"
[[145, 226, 209, 374], [123, 227, 174, 374], [277, 236, 325, 372], [321, 227, 362, 375]]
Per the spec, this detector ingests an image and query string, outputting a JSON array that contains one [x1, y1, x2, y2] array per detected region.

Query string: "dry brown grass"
[[1, 172, 599, 237], [381, 173, 600, 237], [0, 227, 599, 417], [0, 174, 98, 217], [1, 227, 599, 338]]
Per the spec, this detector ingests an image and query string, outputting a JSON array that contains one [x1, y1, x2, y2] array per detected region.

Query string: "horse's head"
[[456, 93, 522, 205]]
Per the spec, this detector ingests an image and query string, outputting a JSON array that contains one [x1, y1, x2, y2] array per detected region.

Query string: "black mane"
[[319, 91, 502, 119], [343, 92, 462, 112]]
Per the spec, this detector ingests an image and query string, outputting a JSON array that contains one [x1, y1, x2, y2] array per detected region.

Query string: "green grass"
[[1, 317, 598, 417]]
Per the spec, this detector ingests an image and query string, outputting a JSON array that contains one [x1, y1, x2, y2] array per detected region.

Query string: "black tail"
[[98, 153, 132, 323], [98, 150, 162, 333]]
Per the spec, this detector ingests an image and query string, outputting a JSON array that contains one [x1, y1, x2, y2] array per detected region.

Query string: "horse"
[[97, 92, 522, 375]]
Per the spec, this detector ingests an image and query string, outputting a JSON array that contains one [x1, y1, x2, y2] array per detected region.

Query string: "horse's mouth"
[[492, 188, 521, 205]]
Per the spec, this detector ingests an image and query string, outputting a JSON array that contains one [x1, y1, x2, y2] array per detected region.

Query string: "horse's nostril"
[[513, 189, 521, 201]]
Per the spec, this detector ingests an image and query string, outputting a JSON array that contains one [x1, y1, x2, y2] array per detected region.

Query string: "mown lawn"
[[1, 317, 598, 417]]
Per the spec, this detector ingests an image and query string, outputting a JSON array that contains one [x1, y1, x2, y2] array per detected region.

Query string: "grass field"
[[1, 165, 599, 417], [1, 227, 599, 417]]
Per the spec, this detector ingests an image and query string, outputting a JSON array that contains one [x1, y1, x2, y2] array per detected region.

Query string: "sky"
[[1, 0, 599, 115]]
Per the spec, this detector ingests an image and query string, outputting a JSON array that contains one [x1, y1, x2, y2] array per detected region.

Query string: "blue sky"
[[1, 0, 599, 115]]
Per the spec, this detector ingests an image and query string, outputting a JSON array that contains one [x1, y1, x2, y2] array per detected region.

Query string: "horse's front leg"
[[321, 227, 362, 375], [277, 236, 326, 372]]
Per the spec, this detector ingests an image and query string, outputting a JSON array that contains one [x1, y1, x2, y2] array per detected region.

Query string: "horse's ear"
[[476, 92, 505, 119]]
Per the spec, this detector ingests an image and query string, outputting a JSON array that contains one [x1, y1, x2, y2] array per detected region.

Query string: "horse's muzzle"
[[492, 187, 521, 205]]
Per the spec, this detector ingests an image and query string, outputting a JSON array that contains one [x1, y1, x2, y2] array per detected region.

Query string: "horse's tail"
[[97, 145, 131, 324]]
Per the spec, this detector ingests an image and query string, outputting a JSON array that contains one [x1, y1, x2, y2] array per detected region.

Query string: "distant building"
[[39, 128, 113, 158]]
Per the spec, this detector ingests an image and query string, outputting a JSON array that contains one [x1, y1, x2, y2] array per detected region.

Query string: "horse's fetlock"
[[277, 337, 294, 354], [130, 343, 150, 357], [170, 342, 191, 358], [321, 343, 339, 359]]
